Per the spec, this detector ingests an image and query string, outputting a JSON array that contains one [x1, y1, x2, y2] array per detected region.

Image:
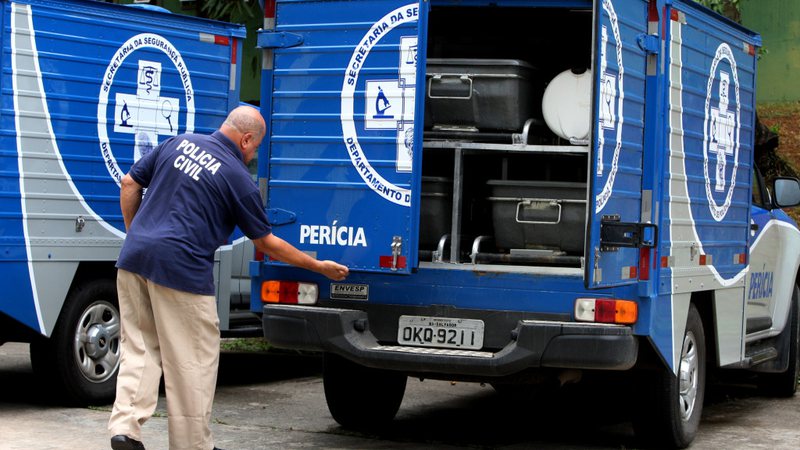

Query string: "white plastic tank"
[[541, 69, 592, 142]]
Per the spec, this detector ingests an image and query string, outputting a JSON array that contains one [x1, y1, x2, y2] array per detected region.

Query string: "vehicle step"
[[373, 345, 494, 358], [745, 346, 779, 366]]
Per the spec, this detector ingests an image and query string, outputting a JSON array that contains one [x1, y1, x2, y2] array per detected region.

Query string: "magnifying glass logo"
[[161, 99, 173, 133]]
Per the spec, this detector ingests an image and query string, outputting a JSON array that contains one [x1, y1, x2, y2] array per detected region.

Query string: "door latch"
[[391, 236, 403, 271], [600, 216, 658, 250]]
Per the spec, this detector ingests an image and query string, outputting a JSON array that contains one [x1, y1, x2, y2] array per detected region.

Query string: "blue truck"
[[252, 0, 800, 447], [0, 0, 254, 404]]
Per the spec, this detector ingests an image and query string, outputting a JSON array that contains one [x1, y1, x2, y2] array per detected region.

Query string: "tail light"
[[574, 298, 638, 324], [261, 280, 318, 305]]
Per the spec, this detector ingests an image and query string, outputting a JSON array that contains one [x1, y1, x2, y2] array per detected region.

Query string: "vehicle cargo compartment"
[[487, 180, 587, 253], [424, 58, 539, 132], [420, 176, 453, 248]]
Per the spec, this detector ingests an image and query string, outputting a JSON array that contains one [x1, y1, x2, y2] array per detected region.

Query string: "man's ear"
[[242, 132, 253, 148]]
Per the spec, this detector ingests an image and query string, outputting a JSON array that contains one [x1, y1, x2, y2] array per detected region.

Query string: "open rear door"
[[259, 1, 426, 274], [586, 0, 651, 288]]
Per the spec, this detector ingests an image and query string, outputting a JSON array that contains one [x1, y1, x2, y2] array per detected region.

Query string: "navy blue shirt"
[[116, 131, 272, 295]]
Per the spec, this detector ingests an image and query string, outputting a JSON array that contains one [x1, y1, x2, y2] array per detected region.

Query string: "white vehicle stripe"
[[14, 4, 125, 240], [11, 3, 45, 334], [668, 16, 685, 373]]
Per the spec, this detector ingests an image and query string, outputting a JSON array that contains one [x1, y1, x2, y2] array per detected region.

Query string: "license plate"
[[397, 316, 484, 350]]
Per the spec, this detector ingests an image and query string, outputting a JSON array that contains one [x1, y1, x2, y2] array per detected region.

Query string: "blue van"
[[252, 1, 800, 447], [0, 0, 247, 404]]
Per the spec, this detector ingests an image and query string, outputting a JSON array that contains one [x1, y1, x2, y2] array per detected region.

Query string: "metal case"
[[424, 59, 539, 132], [487, 180, 587, 253]]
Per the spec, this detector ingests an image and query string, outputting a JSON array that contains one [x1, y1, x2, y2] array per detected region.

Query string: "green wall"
[[741, 0, 800, 102]]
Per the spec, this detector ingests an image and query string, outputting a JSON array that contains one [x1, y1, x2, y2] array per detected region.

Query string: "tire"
[[30, 279, 120, 406], [757, 284, 799, 397], [323, 353, 407, 430], [633, 303, 706, 449]]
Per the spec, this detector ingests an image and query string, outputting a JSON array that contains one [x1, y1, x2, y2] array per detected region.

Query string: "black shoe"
[[110, 435, 145, 450]]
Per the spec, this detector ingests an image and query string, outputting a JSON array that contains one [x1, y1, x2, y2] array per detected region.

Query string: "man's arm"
[[252, 233, 349, 281], [120, 174, 144, 231]]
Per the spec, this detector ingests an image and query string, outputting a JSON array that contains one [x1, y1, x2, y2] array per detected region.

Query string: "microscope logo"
[[703, 43, 740, 222], [363, 35, 417, 173], [98, 33, 195, 186]]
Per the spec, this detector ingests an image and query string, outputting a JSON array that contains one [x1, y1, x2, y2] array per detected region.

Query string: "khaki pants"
[[109, 269, 220, 450]]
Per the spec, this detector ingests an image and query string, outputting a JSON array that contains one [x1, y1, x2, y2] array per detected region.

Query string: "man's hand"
[[254, 233, 349, 280], [317, 260, 349, 281]]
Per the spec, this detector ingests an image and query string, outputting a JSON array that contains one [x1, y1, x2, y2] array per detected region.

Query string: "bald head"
[[220, 106, 266, 164], [221, 105, 265, 140]]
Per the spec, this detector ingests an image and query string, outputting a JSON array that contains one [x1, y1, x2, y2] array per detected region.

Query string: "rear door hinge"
[[257, 30, 304, 49], [266, 208, 297, 226], [637, 33, 660, 54]]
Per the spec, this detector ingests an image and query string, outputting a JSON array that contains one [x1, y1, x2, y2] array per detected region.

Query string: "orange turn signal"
[[261, 280, 283, 303], [614, 300, 638, 324]]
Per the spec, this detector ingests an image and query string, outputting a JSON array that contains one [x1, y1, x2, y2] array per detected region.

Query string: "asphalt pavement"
[[1, 342, 799, 449]]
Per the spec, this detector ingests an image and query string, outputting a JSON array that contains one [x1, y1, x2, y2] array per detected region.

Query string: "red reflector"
[[639, 247, 651, 281], [231, 38, 237, 64], [648, 0, 659, 22], [671, 9, 680, 21], [255, 250, 265, 262], [699, 254, 707, 265], [595, 300, 617, 323], [379, 256, 407, 269], [264, 0, 276, 19], [214, 35, 230, 46], [739, 253, 747, 264]]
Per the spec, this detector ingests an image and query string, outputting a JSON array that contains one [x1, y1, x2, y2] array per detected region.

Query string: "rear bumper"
[[262, 304, 638, 377]]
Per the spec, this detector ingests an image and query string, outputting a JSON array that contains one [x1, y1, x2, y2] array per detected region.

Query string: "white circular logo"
[[340, 5, 418, 207], [595, 0, 625, 213], [703, 43, 740, 222], [97, 33, 195, 186]]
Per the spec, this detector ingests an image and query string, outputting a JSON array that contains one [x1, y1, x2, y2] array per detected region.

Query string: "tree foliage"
[[198, 1, 741, 24], [200, 0, 262, 22], [696, 0, 740, 22]]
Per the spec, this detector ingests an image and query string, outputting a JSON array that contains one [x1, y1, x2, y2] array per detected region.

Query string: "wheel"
[[757, 284, 799, 397], [30, 279, 120, 405], [322, 353, 407, 429], [633, 303, 706, 449]]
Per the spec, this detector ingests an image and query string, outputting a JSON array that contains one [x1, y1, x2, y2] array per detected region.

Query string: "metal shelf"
[[423, 141, 589, 154]]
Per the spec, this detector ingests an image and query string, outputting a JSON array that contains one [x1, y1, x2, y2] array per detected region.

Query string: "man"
[[108, 106, 348, 450]]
